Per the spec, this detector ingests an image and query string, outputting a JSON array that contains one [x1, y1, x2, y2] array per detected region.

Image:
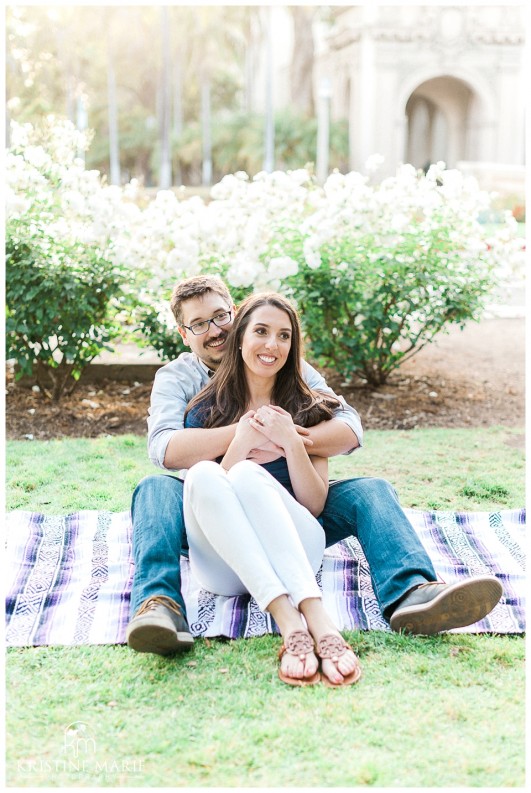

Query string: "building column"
[[349, 6, 377, 171], [394, 113, 408, 168], [496, 66, 524, 164]]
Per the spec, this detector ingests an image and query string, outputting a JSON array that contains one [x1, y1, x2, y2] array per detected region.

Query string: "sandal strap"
[[278, 629, 315, 661], [317, 633, 350, 661]]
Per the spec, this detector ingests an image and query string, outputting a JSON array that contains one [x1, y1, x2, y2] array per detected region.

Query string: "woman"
[[183, 293, 361, 687]]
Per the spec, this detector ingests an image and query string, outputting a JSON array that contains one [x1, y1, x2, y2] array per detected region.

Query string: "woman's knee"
[[184, 460, 226, 496], [227, 459, 261, 479], [227, 459, 269, 494]]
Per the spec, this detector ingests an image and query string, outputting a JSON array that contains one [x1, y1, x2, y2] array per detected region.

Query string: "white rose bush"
[[6, 120, 130, 400], [6, 118, 524, 398], [270, 161, 525, 385]]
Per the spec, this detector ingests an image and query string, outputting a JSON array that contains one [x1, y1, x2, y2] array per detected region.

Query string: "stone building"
[[313, 5, 526, 189]]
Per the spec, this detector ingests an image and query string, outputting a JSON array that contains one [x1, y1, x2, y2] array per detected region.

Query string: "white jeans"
[[183, 460, 325, 611]]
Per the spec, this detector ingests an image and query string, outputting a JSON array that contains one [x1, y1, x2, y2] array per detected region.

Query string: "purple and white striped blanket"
[[5, 508, 526, 646]]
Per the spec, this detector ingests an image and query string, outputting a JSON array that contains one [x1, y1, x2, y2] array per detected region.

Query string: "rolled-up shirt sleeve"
[[147, 354, 209, 469], [301, 360, 363, 453], [147, 353, 363, 469]]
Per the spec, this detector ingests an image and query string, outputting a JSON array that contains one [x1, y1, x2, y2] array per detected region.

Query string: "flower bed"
[[6, 118, 525, 397]]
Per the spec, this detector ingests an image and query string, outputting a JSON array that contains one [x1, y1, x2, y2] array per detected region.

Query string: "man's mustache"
[[205, 333, 228, 347]]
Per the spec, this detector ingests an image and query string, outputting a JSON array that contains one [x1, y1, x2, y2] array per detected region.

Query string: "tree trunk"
[[263, 6, 274, 172], [173, 59, 183, 185], [201, 76, 212, 185], [107, 39, 121, 185], [289, 6, 316, 117], [36, 360, 77, 402], [159, 6, 172, 188], [243, 9, 262, 113]]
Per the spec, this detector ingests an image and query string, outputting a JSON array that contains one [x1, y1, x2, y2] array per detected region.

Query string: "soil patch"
[[6, 318, 524, 442], [327, 317, 525, 433]]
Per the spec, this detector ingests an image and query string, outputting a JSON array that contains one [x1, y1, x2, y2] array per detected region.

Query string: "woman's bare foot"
[[279, 629, 319, 683], [316, 634, 361, 685], [300, 598, 361, 686], [267, 595, 319, 683]]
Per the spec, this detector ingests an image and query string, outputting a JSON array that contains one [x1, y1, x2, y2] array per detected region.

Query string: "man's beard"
[[202, 333, 228, 367]]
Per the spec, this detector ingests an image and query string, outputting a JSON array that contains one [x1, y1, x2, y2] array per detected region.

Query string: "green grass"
[[6, 635, 526, 787], [5, 427, 526, 787], [6, 425, 525, 513], [332, 425, 525, 511], [6, 435, 157, 513]]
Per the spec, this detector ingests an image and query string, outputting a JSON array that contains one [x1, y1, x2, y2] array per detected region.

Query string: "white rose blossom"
[[6, 118, 523, 328], [227, 254, 265, 288], [267, 256, 299, 280], [365, 153, 385, 173]]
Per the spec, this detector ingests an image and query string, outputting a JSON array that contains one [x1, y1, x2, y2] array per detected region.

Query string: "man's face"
[[178, 292, 235, 370]]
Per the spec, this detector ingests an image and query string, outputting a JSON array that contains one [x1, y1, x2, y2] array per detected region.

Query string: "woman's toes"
[[281, 654, 301, 679], [322, 658, 344, 684], [304, 653, 319, 679], [338, 649, 359, 676], [289, 654, 317, 680], [281, 651, 318, 680]]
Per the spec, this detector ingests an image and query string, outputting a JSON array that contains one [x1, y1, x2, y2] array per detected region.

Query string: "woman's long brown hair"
[[184, 292, 342, 428]]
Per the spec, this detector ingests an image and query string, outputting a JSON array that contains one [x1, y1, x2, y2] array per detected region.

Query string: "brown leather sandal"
[[278, 629, 321, 687], [316, 633, 362, 687]]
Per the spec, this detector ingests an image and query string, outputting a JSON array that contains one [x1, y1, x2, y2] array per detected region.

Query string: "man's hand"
[[247, 425, 312, 463], [295, 425, 313, 446], [247, 448, 283, 464], [246, 437, 285, 464]]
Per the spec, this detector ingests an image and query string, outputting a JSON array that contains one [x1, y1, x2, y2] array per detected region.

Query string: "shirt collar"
[[194, 354, 216, 379]]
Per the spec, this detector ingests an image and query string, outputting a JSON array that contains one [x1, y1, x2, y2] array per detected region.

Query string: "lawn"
[[5, 426, 526, 787], [6, 425, 525, 513]]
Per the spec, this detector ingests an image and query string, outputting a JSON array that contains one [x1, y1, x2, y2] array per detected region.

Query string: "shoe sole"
[[126, 623, 194, 656], [390, 577, 503, 635]]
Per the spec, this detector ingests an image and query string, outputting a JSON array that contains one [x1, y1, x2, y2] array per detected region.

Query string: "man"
[[126, 275, 502, 655]]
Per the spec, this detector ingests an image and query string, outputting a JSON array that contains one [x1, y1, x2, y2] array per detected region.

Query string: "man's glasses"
[[182, 310, 232, 336]]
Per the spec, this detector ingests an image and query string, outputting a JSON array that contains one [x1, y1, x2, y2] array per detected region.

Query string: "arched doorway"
[[405, 76, 475, 169]]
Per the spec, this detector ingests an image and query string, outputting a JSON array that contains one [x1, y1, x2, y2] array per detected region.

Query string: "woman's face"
[[240, 304, 293, 380]]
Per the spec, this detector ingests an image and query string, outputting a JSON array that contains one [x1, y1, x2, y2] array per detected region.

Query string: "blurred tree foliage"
[[6, 5, 347, 187]]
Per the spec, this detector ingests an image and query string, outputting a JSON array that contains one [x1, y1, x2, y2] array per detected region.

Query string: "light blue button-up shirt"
[[147, 352, 363, 470]]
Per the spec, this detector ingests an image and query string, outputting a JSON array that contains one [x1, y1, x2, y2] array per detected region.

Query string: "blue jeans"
[[130, 474, 436, 621]]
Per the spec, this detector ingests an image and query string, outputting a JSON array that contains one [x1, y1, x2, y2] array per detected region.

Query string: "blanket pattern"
[[5, 508, 526, 647]]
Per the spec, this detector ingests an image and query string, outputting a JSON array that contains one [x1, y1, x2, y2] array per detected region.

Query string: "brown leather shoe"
[[126, 595, 194, 655], [389, 576, 503, 635]]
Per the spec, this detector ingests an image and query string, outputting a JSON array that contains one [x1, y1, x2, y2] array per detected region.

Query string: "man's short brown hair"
[[170, 275, 233, 324]]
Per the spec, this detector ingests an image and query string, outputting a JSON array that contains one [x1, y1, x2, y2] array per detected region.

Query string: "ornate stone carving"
[[469, 31, 524, 46], [329, 30, 360, 51]]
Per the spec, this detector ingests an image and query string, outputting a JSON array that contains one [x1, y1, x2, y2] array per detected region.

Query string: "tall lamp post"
[[316, 77, 331, 184]]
